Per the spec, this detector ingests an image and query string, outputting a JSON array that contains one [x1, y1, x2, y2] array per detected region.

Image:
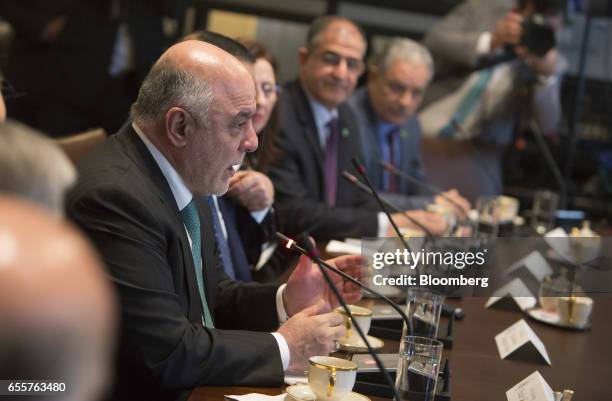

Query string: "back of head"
[[0, 196, 116, 401], [182, 30, 256, 65], [239, 38, 279, 73], [0, 121, 76, 214]]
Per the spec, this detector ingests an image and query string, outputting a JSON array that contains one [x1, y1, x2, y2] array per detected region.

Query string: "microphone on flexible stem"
[[378, 160, 469, 218], [277, 232, 414, 334], [342, 170, 436, 247], [528, 119, 567, 210], [351, 157, 412, 252], [284, 232, 406, 401]]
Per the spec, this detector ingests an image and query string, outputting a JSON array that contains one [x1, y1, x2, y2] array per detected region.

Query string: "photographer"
[[419, 0, 566, 203]]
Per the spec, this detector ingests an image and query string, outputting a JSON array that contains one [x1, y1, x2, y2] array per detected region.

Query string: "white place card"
[[507, 251, 553, 282], [506, 371, 554, 401], [485, 278, 537, 311], [495, 319, 551, 365]]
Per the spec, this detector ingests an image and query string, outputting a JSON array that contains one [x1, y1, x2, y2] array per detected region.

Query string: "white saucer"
[[285, 383, 371, 401], [337, 335, 384, 353], [527, 307, 591, 330]]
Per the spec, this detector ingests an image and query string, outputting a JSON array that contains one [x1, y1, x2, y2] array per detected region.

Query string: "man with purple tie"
[[268, 16, 448, 241]]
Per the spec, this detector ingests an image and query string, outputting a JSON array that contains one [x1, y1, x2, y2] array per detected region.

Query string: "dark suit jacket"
[[66, 125, 284, 401], [267, 80, 380, 241], [216, 196, 278, 282], [349, 86, 432, 210]]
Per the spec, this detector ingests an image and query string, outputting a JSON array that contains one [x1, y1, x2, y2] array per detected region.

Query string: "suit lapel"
[[119, 127, 204, 323], [361, 91, 385, 190], [290, 82, 326, 194]]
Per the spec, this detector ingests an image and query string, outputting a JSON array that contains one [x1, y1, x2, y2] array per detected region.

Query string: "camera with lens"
[[520, 14, 556, 56]]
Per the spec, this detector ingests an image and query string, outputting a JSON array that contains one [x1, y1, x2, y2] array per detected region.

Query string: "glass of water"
[[395, 336, 443, 401], [403, 288, 445, 339]]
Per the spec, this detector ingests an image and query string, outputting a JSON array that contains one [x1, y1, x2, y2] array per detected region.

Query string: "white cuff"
[[377, 212, 390, 237], [477, 32, 492, 55], [276, 283, 288, 323], [250, 207, 270, 224], [270, 332, 290, 371]]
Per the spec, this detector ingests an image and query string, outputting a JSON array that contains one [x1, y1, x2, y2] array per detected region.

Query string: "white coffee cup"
[[558, 296, 593, 327], [336, 305, 372, 344], [308, 356, 357, 401]]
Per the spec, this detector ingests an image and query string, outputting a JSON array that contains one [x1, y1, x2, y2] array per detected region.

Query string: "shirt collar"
[[377, 120, 398, 139], [132, 122, 193, 211], [302, 83, 339, 146]]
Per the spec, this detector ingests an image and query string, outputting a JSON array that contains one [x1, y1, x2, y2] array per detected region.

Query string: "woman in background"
[[239, 39, 281, 173]]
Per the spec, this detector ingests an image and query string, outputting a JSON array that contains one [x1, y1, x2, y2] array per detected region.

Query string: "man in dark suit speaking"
[[66, 40, 364, 401]]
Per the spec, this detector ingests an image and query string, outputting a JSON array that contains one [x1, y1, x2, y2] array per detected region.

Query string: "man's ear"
[[165, 107, 192, 148], [298, 47, 310, 67]]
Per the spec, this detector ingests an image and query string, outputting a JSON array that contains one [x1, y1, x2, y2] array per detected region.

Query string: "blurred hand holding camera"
[[491, 11, 524, 50]]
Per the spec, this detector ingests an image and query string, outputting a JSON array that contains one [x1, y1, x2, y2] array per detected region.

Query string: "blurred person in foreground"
[[0, 196, 116, 401], [0, 120, 76, 214]]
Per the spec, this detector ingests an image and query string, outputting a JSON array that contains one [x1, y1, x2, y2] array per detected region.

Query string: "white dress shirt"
[[133, 123, 290, 370]]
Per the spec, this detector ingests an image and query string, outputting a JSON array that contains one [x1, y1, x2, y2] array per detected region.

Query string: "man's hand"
[[491, 11, 523, 50], [283, 253, 365, 317], [389, 210, 448, 236], [278, 300, 345, 373], [434, 189, 471, 218], [226, 170, 274, 211], [515, 47, 558, 77]]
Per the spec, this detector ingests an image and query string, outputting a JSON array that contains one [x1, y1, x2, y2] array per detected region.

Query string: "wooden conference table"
[[189, 295, 612, 401]]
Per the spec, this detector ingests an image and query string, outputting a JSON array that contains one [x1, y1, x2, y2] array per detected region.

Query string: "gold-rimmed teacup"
[[308, 356, 358, 401], [335, 305, 372, 344]]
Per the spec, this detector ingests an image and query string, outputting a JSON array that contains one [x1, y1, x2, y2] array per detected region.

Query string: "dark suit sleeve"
[[68, 184, 284, 388], [269, 127, 379, 241]]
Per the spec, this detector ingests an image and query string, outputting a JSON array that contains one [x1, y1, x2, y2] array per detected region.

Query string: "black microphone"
[[441, 303, 465, 320], [378, 160, 469, 217], [351, 157, 413, 253], [277, 232, 413, 334], [286, 232, 403, 401], [341, 170, 436, 244], [528, 119, 567, 210]]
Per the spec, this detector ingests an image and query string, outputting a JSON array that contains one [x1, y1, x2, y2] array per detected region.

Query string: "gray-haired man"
[[350, 38, 470, 214]]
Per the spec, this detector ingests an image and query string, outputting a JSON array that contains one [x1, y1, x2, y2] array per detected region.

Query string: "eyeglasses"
[[259, 82, 281, 99], [314, 50, 364, 73]]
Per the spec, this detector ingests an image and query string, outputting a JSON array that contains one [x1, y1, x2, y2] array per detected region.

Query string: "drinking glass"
[[395, 336, 443, 401], [403, 288, 445, 339]]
